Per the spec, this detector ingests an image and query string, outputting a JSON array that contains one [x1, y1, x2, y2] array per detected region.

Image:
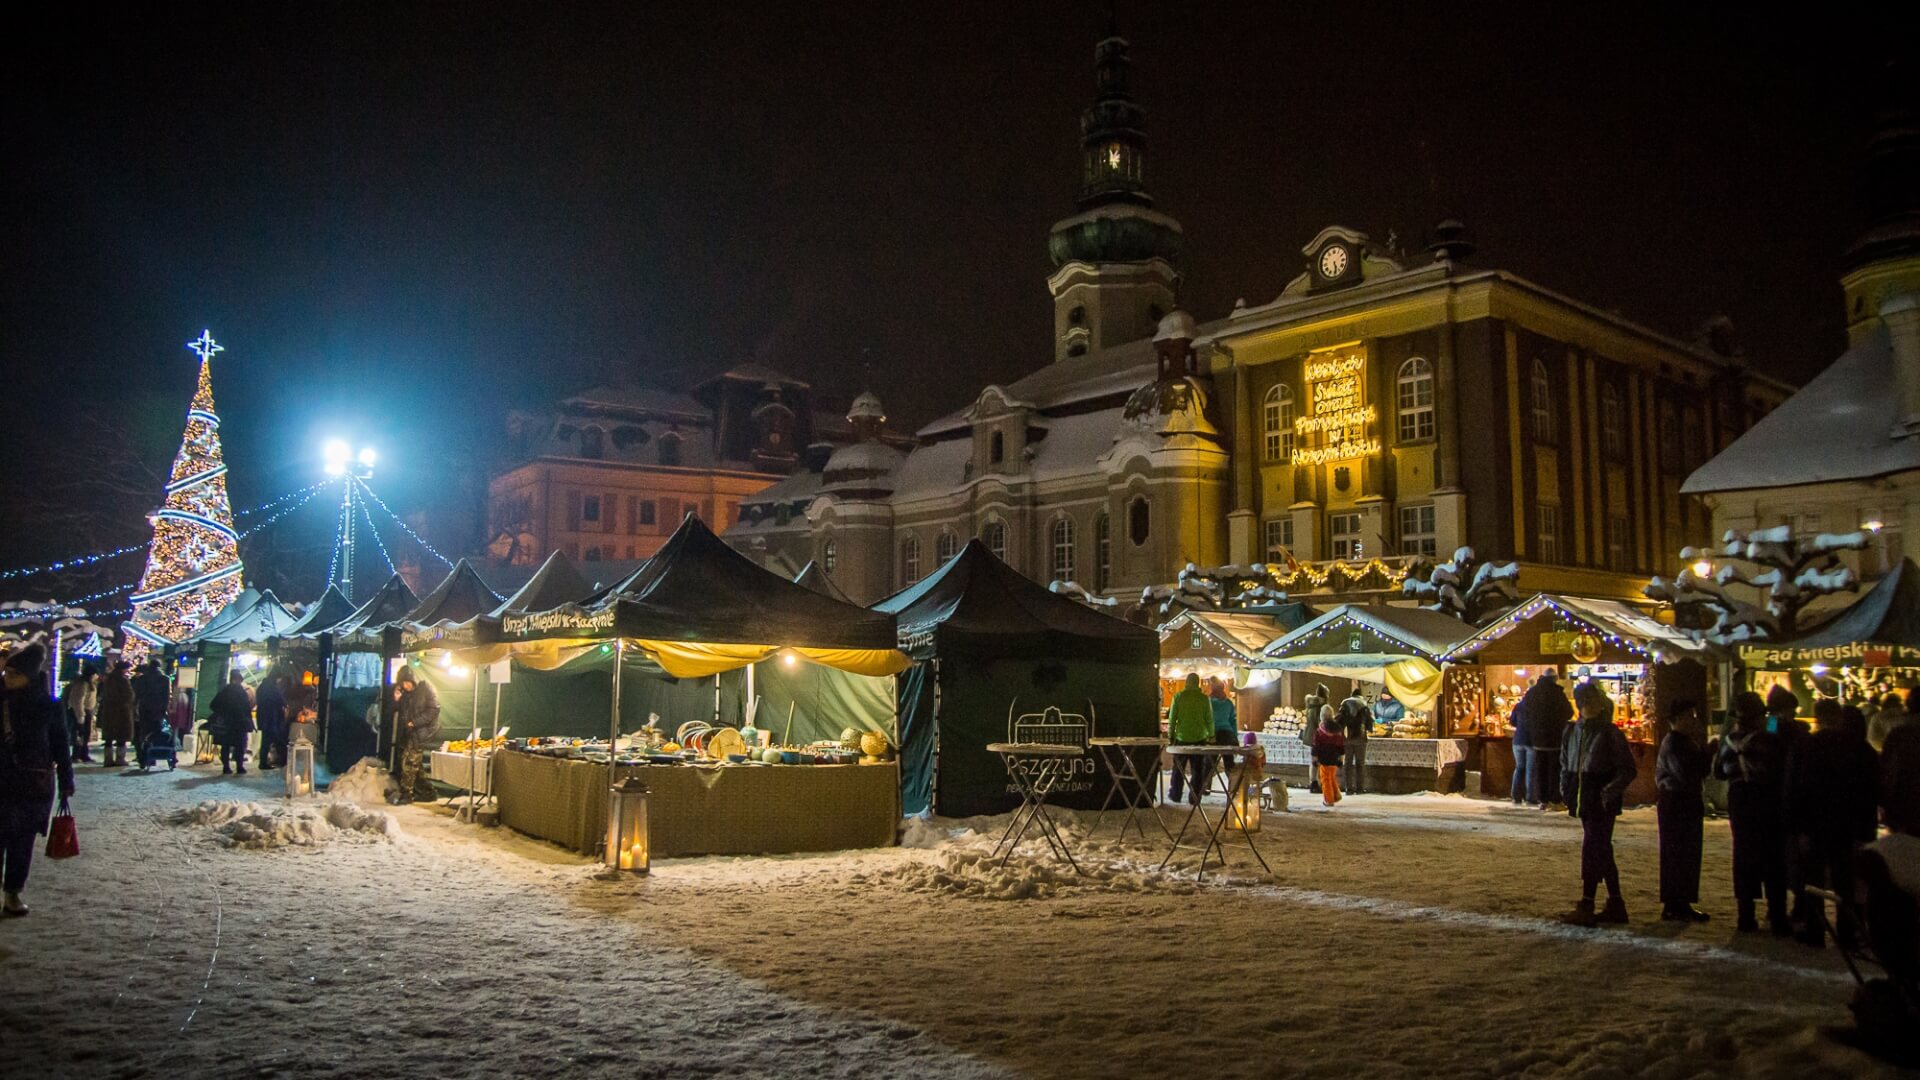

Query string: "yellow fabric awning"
[[436, 637, 909, 679]]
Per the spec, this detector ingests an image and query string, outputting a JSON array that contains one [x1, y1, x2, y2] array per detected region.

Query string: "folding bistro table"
[[1159, 744, 1271, 880], [1088, 735, 1171, 841], [985, 742, 1085, 874]]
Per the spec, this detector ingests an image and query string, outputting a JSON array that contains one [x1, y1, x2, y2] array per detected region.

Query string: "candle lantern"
[[605, 777, 651, 874], [286, 736, 317, 798], [1227, 742, 1265, 833]]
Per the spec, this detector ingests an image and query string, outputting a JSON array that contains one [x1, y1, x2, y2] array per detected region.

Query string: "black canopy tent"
[[793, 560, 854, 604], [290, 574, 418, 772], [875, 539, 1161, 817], [489, 515, 904, 749], [1739, 559, 1920, 702]]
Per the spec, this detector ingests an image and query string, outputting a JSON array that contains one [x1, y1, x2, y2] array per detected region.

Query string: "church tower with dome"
[[1046, 32, 1183, 363]]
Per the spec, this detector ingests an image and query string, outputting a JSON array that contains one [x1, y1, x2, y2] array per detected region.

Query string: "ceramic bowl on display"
[[779, 751, 799, 765], [727, 754, 749, 763]]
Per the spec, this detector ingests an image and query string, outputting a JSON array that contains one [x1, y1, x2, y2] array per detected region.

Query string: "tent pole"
[[609, 638, 624, 854], [713, 673, 721, 724], [467, 663, 481, 821], [491, 676, 504, 809]]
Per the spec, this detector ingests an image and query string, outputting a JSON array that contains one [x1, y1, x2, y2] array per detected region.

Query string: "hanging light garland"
[[355, 477, 454, 568], [1439, 594, 1672, 663]]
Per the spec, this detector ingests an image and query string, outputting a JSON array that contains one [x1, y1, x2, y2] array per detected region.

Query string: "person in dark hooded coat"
[[131, 660, 171, 761], [1715, 691, 1792, 934], [207, 672, 255, 775], [1783, 699, 1880, 947], [96, 660, 136, 767], [0, 645, 75, 916]]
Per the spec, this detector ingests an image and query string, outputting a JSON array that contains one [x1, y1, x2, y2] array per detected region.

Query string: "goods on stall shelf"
[[501, 725, 887, 768]]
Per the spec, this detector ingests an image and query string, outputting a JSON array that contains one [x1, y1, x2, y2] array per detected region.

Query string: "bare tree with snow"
[[1644, 526, 1868, 644], [1401, 547, 1520, 624]]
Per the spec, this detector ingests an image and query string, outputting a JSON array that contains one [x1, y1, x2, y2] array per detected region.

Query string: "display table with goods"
[[429, 735, 507, 795], [1254, 729, 1469, 795], [493, 726, 899, 858]]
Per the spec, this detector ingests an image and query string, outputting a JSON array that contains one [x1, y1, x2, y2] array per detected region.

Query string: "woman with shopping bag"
[[0, 643, 77, 917]]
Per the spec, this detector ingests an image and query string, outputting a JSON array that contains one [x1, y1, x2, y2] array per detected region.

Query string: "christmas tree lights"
[[124, 330, 245, 659]]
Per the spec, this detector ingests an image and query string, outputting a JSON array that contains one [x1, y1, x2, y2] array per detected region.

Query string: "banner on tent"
[[502, 606, 616, 638]]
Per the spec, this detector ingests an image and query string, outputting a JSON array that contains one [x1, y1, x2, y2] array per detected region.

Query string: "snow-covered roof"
[[1159, 610, 1294, 664], [1260, 603, 1477, 665], [889, 437, 974, 502], [1439, 593, 1705, 662], [1683, 322, 1916, 493], [1032, 409, 1127, 480], [916, 333, 1169, 437], [847, 390, 885, 421]]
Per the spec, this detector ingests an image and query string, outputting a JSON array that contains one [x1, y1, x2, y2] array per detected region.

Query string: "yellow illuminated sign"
[[1292, 352, 1378, 465]]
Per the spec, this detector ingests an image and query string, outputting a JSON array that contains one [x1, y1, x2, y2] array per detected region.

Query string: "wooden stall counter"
[[1253, 733, 1469, 795], [493, 749, 899, 858]]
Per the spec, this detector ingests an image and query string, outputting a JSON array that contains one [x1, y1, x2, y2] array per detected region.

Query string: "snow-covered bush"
[[1401, 547, 1519, 624], [1644, 526, 1867, 644]]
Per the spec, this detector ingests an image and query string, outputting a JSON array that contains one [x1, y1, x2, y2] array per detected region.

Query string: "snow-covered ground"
[[0, 761, 1903, 1079]]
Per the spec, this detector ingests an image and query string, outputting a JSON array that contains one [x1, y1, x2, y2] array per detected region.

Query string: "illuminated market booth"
[[1736, 558, 1920, 713], [1252, 604, 1475, 793], [878, 540, 1161, 817], [1157, 606, 1311, 733], [439, 516, 908, 858], [1439, 593, 1708, 805], [290, 574, 418, 772]]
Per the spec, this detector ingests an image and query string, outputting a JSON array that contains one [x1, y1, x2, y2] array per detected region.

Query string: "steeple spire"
[[1077, 31, 1151, 209]]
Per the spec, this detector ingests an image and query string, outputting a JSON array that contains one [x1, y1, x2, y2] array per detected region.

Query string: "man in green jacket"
[[1165, 673, 1215, 806]]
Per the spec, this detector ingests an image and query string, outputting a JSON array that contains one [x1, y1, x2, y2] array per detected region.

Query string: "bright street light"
[[324, 439, 378, 602]]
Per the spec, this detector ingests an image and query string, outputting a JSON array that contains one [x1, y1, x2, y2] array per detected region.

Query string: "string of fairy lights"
[[354, 476, 454, 568]]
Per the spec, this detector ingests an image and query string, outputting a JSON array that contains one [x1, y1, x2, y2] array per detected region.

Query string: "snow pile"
[[165, 799, 399, 849], [327, 757, 397, 806], [859, 847, 1196, 901]]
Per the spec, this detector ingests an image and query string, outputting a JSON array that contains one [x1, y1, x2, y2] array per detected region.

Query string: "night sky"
[[0, 3, 1898, 600]]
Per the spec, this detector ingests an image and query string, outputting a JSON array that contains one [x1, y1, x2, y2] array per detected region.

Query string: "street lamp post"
[[324, 441, 377, 603]]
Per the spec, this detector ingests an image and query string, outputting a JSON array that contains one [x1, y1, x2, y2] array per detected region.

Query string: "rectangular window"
[[1537, 504, 1562, 564], [1262, 517, 1294, 559], [1398, 505, 1437, 559], [582, 495, 601, 523], [660, 497, 680, 524], [639, 500, 657, 527], [1330, 512, 1363, 560], [1607, 514, 1630, 571], [1797, 512, 1822, 538]]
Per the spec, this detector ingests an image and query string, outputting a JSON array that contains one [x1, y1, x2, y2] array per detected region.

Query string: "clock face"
[[1319, 244, 1350, 279]]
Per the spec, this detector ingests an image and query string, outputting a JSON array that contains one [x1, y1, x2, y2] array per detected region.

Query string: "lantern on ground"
[[286, 736, 316, 798], [606, 777, 651, 874], [1228, 738, 1264, 833]]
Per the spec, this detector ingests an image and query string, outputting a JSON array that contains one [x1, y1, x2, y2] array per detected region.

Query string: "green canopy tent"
[[875, 539, 1161, 817], [174, 587, 302, 718]]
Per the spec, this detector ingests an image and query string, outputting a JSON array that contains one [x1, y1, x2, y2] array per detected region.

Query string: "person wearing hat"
[[1559, 680, 1637, 926], [1, 644, 76, 916], [97, 659, 136, 767], [392, 666, 442, 804]]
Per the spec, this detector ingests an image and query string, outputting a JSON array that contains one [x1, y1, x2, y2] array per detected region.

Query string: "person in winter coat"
[[393, 667, 443, 804], [207, 672, 255, 775], [1784, 699, 1881, 947], [96, 660, 136, 767], [1312, 713, 1346, 807], [0, 645, 75, 917], [1885, 689, 1920, 836], [1507, 696, 1532, 805], [1207, 677, 1238, 746], [1373, 691, 1405, 730], [1560, 682, 1637, 926], [1302, 683, 1331, 794], [254, 675, 289, 771], [1166, 673, 1215, 806], [131, 660, 171, 761], [1655, 700, 1712, 922], [62, 669, 98, 763], [1338, 691, 1374, 795], [1517, 670, 1573, 808], [1867, 692, 1909, 752], [1715, 691, 1793, 934], [1765, 685, 1809, 740]]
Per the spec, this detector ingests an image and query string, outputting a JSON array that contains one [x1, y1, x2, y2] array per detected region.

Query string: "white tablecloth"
[[1254, 734, 1468, 771], [429, 750, 493, 794]]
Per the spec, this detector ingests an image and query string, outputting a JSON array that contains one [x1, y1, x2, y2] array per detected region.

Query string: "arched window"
[[1396, 358, 1435, 442], [821, 538, 837, 576], [989, 430, 1005, 465], [982, 520, 1008, 562], [658, 431, 682, 467], [899, 535, 921, 587], [936, 530, 958, 566], [1128, 495, 1150, 546], [1050, 517, 1076, 582], [579, 426, 606, 459], [1600, 382, 1625, 457], [1530, 360, 1554, 443], [1262, 384, 1295, 461], [1094, 513, 1112, 592]]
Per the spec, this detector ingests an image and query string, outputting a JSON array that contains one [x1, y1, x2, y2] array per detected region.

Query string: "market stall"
[[1737, 558, 1920, 712], [176, 586, 303, 712], [1253, 603, 1476, 793], [1440, 593, 1709, 805], [290, 574, 418, 773], [876, 539, 1161, 818], [1157, 606, 1311, 725], [479, 514, 907, 858]]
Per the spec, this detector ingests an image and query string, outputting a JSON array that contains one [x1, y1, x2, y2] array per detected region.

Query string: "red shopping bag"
[[45, 798, 79, 859]]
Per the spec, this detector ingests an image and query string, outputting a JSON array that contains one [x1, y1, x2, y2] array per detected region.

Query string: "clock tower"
[[1045, 31, 1183, 363]]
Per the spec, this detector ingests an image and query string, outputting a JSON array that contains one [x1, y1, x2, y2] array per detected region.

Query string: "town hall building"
[[725, 31, 1791, 607]]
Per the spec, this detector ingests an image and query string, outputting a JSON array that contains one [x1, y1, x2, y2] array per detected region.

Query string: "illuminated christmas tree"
[[124, 330, 245, 660]]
